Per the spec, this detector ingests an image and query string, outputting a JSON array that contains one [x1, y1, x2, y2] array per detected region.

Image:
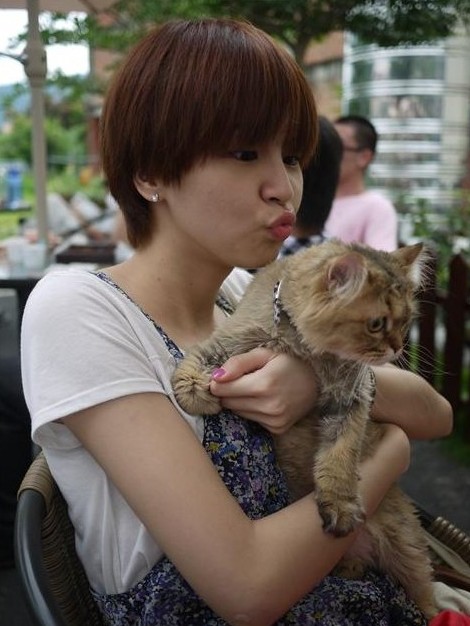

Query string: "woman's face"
[[157, 137, 303, 270]]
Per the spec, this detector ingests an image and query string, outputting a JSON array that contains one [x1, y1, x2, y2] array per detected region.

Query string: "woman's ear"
[[134, 175, 160, 202]]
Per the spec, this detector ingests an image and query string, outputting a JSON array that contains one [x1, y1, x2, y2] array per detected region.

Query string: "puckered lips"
[[268, 210, 295, 241]]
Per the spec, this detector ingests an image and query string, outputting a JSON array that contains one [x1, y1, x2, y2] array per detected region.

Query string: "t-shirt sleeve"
[[364, 195, 398, 252], [21, 271, 163, 444], [220, 267, 253, 308]]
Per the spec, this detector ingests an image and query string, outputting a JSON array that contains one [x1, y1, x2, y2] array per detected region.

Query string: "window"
[[351, 55, 444, 83], [349, 95, 442, 119]]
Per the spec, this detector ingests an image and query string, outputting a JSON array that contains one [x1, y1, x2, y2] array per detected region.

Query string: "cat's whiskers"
[[400, 343, 447, 378]]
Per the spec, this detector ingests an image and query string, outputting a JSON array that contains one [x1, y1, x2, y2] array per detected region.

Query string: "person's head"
[[334, 115, 378, 188], [100, 18, 318, 249], [294, 116, 343, 236]]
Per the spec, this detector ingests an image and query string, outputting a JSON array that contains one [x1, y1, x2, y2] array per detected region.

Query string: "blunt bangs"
[[171, 20, 318, 173]]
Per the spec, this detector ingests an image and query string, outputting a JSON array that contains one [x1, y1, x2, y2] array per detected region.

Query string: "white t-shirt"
[[21, 266, 251, 595], [325, 190, 398, 252]]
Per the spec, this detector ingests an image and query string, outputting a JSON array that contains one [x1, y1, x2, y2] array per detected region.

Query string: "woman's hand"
[[209, 347, 317, 434]]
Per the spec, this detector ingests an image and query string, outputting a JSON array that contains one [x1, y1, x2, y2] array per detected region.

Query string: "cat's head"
[[282, 240, 426, 365]]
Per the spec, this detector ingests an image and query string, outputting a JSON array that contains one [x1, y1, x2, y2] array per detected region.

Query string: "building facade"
[[341, 30, 470, 213]]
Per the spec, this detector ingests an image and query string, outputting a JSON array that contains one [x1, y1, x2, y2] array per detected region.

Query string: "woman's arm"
[[63, 394, 410, 626], [371, 364, 453, 440], [210, 349, 453, 441]]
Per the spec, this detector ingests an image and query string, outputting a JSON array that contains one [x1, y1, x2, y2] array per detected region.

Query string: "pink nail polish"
[[211, 368, 226, 380]]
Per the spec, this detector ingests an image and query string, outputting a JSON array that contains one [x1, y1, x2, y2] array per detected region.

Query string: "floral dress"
[[91, 277, 427, 625]]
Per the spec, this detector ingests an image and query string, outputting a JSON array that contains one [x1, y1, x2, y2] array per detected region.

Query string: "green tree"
[[0, 114, 86, 170], [0, 69, 94, 169], [41, 0, 470, 67]]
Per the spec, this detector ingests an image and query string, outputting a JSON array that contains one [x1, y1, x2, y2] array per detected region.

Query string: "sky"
[[0, 9, 90, 86]]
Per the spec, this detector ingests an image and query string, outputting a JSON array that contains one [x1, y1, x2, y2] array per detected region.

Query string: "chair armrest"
[[14, 488, 66, 626]]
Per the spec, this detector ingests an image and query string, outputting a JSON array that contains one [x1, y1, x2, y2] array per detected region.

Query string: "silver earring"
[[149, 192, 159, 203]]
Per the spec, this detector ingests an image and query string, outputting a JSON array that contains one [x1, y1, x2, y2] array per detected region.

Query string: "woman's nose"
[[261, 159, 295, 206]]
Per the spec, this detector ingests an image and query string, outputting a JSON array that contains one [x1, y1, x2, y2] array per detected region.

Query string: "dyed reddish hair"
[[100, 19, 318, 247]]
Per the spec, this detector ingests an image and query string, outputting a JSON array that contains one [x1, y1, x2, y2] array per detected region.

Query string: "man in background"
[[325, 115, 398, 251]]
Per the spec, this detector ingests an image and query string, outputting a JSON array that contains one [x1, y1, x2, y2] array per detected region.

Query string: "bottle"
[[6, 166, 23, 210]]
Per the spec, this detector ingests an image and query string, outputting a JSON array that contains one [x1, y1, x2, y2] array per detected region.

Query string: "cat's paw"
[[333, 558, 367, 580], [172, 359, 222, 416], [333, 557, 367, 580], [316, 493, 366, 537]]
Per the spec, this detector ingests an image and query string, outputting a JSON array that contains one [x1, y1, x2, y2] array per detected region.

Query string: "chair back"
[[14, 451, 105, 626], [416, 503, 470, 593]]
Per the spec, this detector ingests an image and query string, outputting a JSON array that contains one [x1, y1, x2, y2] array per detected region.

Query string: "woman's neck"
[[105, 246, 231, 348]]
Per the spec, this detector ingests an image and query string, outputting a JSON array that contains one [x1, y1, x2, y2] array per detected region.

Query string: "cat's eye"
[[367, 317, 387, 333]]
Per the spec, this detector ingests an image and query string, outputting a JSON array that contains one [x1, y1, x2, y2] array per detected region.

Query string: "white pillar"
[[23, 0, 48, 245]]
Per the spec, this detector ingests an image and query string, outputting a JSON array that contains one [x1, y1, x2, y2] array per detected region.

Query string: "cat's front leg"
[[172, 344, 227, 416], [173, 325, 271, 416], [314, 401, 369, 537]]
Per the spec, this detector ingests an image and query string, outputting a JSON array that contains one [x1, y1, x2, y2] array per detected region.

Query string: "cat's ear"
[[327, 252, 368, 298], [391, 243, 427, 288]]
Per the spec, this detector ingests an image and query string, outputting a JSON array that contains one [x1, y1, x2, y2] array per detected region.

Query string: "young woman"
[[21, 19, 452, 625]]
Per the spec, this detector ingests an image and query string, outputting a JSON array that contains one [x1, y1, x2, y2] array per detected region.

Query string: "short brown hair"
[[100, 19, 318, 248]]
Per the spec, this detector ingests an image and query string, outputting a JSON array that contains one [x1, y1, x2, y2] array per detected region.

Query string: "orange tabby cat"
[[171, 239, 436, 618]]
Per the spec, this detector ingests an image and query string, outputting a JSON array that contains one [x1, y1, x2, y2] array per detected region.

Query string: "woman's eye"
[[367, 317, 386, 333], [230, 150, 258, 161], [283, 155, 300, 166]]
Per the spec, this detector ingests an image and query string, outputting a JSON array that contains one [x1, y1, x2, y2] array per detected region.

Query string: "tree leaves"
[[42, 0, 470, 67]]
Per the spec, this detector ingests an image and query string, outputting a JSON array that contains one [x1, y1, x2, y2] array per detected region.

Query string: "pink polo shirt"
[[325, 190, 398, 252]]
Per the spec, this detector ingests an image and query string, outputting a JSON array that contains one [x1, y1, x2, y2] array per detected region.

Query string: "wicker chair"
[[14, 451, 105, 626], [416, 503, 470, 593], [14, 453, 470, 626]]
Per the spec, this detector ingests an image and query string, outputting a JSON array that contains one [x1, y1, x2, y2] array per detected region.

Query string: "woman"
[[21, 19, 452, 625]]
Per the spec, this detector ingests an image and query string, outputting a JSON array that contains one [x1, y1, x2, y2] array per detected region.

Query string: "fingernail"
[[211, 368, 226, 380]]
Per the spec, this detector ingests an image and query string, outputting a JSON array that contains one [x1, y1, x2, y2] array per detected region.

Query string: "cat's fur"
[[171, 239, 437, 618]]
